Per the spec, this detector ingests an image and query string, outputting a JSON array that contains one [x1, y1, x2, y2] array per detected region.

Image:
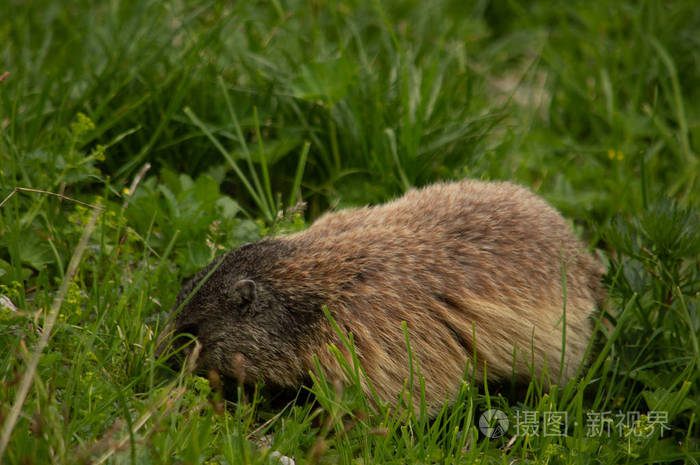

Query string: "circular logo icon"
[[478, 409, 509, 438]]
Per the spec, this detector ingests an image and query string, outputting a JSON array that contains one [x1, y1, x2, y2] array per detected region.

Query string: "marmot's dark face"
[[161, 242, 324, 388]]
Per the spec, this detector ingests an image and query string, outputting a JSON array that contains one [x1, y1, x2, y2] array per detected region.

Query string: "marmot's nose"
[[170, 323, 200, 359]]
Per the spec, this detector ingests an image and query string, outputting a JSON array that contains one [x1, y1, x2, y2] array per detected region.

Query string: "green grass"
[[1, 0, 699, 463]]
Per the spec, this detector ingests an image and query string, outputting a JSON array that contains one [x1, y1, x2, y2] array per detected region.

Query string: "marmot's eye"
[[177, 323, 199, 338]]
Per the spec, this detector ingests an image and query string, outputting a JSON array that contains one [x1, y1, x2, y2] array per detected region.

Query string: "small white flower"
[[269, 451, 296, 465]]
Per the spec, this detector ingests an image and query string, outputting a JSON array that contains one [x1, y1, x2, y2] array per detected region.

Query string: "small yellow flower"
[[123, 187, 131, 196], [70, 112, 96, 138], [607, 149, 624, 161], [92, 144, 106, 161]]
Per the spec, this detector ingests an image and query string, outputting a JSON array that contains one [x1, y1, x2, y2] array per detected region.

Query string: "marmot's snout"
[[156, 320, 199, 370]]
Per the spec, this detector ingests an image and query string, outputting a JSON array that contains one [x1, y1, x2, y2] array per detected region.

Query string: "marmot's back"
[[285, 180, 602, 312]]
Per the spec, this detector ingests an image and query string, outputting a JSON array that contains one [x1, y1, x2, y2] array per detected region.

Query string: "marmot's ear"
[[232, 279, 257, 304]]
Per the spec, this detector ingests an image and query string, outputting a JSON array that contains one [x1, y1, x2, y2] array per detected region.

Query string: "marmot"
[[159, 180, 605, 413]]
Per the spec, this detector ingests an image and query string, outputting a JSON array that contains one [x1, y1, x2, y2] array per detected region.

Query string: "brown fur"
[[160, 180, 605, 413]]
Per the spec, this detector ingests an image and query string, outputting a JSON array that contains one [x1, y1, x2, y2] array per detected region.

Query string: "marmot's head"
[[158, 241, 322, 387]]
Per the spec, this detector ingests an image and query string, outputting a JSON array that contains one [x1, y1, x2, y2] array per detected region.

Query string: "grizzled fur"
[[160, 180, 605, 413]]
